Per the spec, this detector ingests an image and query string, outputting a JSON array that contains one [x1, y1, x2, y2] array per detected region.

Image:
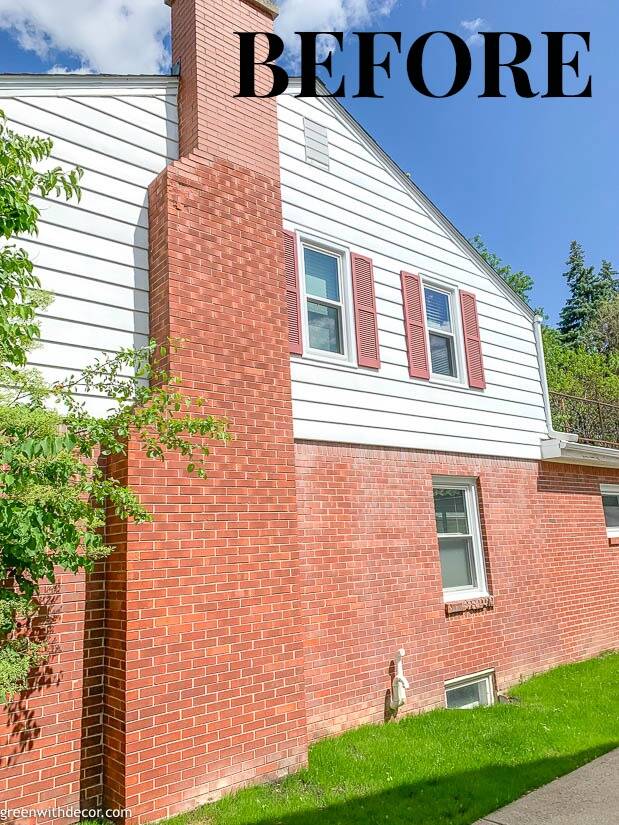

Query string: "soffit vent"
[[304, 118, 330, 171]]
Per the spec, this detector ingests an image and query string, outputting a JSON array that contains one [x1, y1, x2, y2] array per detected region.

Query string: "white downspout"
[[533, 314, 578, 443]]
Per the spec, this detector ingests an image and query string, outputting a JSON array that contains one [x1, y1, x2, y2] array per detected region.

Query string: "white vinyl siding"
[[278, 92, 548, 460], [0, 76, 178, 415]]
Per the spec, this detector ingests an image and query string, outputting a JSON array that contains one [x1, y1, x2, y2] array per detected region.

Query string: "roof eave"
[[0, 73, 179, 95]]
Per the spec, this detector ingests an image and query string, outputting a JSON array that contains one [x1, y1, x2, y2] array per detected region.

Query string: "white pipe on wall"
[[390, 648, 410, 711]]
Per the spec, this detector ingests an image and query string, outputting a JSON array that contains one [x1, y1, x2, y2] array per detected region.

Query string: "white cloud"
[[47, 65, 95, 75], [0, 0, 170, 74], [276, 0, 399, 60], [460, 17, 490, 48]]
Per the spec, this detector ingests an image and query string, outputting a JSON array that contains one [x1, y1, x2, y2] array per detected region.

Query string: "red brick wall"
[[295, 442, 619, 740], [99, 1, 307, 821], [100, 160, 307, 824], [0, 568, 105, 825]]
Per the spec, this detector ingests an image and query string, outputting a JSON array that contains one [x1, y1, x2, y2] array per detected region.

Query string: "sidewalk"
[[475, 749, 619, 825]]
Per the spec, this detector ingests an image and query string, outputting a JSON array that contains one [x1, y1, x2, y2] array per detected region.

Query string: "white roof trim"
[[0, 74, 179, 98], [541, 439, 619, 469], [286, 79, 535, 321]]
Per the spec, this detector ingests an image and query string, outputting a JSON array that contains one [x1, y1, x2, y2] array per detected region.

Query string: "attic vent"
[[304, 119, 330, 170]]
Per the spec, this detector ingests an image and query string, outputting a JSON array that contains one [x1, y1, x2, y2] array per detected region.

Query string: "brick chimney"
[[102, 2, 308, 821]]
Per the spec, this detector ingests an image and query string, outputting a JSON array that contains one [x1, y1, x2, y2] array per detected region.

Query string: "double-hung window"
[[601, 484, 619, 539], [423, 285, 460, 380], [301, 243, 350, 360], [433, 478, 488, 602]]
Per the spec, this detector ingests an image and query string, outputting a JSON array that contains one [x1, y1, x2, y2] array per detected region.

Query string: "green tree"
[[471, 235, 535, 305], [0, 111, 230, 700], [558, 242, 617, 348], [542, 326, 619, 402], [584, 294, 619, 356], [597, 259, 619, 302], [471, 235, 619, 411]]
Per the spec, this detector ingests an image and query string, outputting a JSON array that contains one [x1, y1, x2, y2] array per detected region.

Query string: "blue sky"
[[0, 0, 616, 323]]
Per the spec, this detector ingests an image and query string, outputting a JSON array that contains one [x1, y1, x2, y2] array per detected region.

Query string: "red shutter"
[[351, 253, 380, 369], [401, 271, 430, 380], [460, 290, 486, 390], [283, 230, 303, 355]]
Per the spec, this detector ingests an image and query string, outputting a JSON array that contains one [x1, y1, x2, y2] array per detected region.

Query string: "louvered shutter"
[[350, 253, 380, 369], [459, 290, 486, 390], [401, 271, 430, 380], [283, 230, 303, 355]]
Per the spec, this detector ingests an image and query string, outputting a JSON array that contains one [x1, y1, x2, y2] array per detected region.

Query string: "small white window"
[[445, 671, 495, 709], [423, 284, 463, 382], [304, 119, 330, 170], [433, 478, 489, 602], [299, 240, 354, 363], [601, 484, 619, 538]]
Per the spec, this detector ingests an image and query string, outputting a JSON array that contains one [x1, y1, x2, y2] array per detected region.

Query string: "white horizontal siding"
[[2, 75, 547, 457], [0, 79, 177, 412], [279, 93, 548, 459]]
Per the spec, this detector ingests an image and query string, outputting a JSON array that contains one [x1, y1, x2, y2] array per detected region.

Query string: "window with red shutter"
[[459, 291, 486, 390], [401, 271, 430, 379], [351, 253, 380, 369], [283, 229, 303, 355]]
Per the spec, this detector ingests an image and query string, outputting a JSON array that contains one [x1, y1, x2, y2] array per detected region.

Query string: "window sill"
[[445, 595, 495, 616], [430, 374, 467, 389], [292, 353, 358, 370]]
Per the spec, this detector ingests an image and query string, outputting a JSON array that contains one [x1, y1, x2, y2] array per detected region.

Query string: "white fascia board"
[[0, 74, 179, 98], [541, 439, 619, 468]]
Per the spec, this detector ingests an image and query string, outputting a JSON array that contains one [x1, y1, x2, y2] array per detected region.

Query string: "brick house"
[[0, 0, 618, 822]]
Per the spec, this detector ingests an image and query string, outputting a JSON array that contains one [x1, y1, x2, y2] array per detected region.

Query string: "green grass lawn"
[[168, 653, 619, 825]]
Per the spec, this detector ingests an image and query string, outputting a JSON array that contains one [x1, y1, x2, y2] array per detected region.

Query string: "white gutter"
[[541, 439, 619, 468]]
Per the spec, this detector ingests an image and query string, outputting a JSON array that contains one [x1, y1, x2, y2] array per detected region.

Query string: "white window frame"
[[600, 484, 619, 539], [445, 669, 495, 709], [420, 278, 466, 387], [433, 477, 489, 602], [298, 235, 356, 366]]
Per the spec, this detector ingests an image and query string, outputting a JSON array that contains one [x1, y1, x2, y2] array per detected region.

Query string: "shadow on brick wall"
[[1, 588, 60, 769]]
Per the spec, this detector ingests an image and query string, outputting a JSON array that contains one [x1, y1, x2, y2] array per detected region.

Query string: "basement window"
[[304, 119, 330, 171], [601, 484, 619, 539], [445, 671, 495, 709]]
